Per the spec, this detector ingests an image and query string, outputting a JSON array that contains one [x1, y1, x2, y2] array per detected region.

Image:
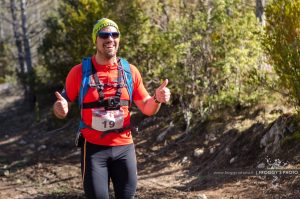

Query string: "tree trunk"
[[10, 0, 25, 77], [20, 0, 35, 109], [10, 0, 36, 110], [10, 0, 30, 104], [256, 0, 266, 26], [0, 1, 4, 78], [0, 0, 3, 40], [20, 0, 32, 72]]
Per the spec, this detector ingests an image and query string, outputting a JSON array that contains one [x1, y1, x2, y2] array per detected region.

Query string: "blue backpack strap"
[[79, 57, 92, 129], [120, 58, 133, 104]]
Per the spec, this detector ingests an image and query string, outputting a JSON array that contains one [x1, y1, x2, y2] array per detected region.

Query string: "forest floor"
[[0, 84, 299, 199]]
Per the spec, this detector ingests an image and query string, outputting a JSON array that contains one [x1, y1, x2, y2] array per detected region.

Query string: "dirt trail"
[[0, 85, 299, 199]]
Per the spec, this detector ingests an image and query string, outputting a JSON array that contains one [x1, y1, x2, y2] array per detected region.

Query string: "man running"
[[53, 18, 171, 199]]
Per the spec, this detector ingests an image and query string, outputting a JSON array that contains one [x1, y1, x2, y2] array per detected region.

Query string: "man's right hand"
[[53, 91, 68, 119]]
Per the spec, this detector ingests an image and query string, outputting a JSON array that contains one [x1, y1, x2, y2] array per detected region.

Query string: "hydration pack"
[[77, 57, 133, 133]]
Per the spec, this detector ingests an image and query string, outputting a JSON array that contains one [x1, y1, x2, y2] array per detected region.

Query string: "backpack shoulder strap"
[[78, 57, 92, 130], [79, 57, 92, 107], [120, 58, 133, 104]]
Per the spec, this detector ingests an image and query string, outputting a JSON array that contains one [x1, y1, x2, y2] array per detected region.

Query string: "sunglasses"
[[97, 32, 120, 39]]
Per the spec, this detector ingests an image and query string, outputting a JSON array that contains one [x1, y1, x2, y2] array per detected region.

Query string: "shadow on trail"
[[0, 85, 86, 198], [0, 85, 81, 175], [134, 104, 300, 198], [32, 190, 178, 199], [32, 193, 84, 199]]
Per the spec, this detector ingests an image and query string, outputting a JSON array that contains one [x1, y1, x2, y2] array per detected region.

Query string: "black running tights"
[[81, 141, 137, 199]]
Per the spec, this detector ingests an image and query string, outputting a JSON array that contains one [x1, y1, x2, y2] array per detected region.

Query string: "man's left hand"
[[155, 79, 171, 103]]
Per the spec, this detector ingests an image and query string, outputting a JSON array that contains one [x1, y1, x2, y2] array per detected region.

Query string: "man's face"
[[96, 26, 120, 59]]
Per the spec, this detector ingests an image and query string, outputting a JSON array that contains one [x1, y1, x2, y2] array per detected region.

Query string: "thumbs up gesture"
[[154, 79, 171, 103], [53, 91, 68, 119]]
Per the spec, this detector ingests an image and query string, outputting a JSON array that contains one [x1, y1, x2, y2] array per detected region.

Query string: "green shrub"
[[263, 0, 300, 109]]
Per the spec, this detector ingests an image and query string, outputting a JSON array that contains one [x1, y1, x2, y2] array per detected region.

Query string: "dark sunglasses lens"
[[111, 32, 119, 38], [98, 32, 109, 39], [98, 32, 119, 39]]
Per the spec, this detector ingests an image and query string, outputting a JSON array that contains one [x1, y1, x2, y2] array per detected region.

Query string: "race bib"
[[91, 108, 124, 132]]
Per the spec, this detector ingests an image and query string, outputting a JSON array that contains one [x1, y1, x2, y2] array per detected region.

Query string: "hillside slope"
[[0, 85, 299, 199]]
